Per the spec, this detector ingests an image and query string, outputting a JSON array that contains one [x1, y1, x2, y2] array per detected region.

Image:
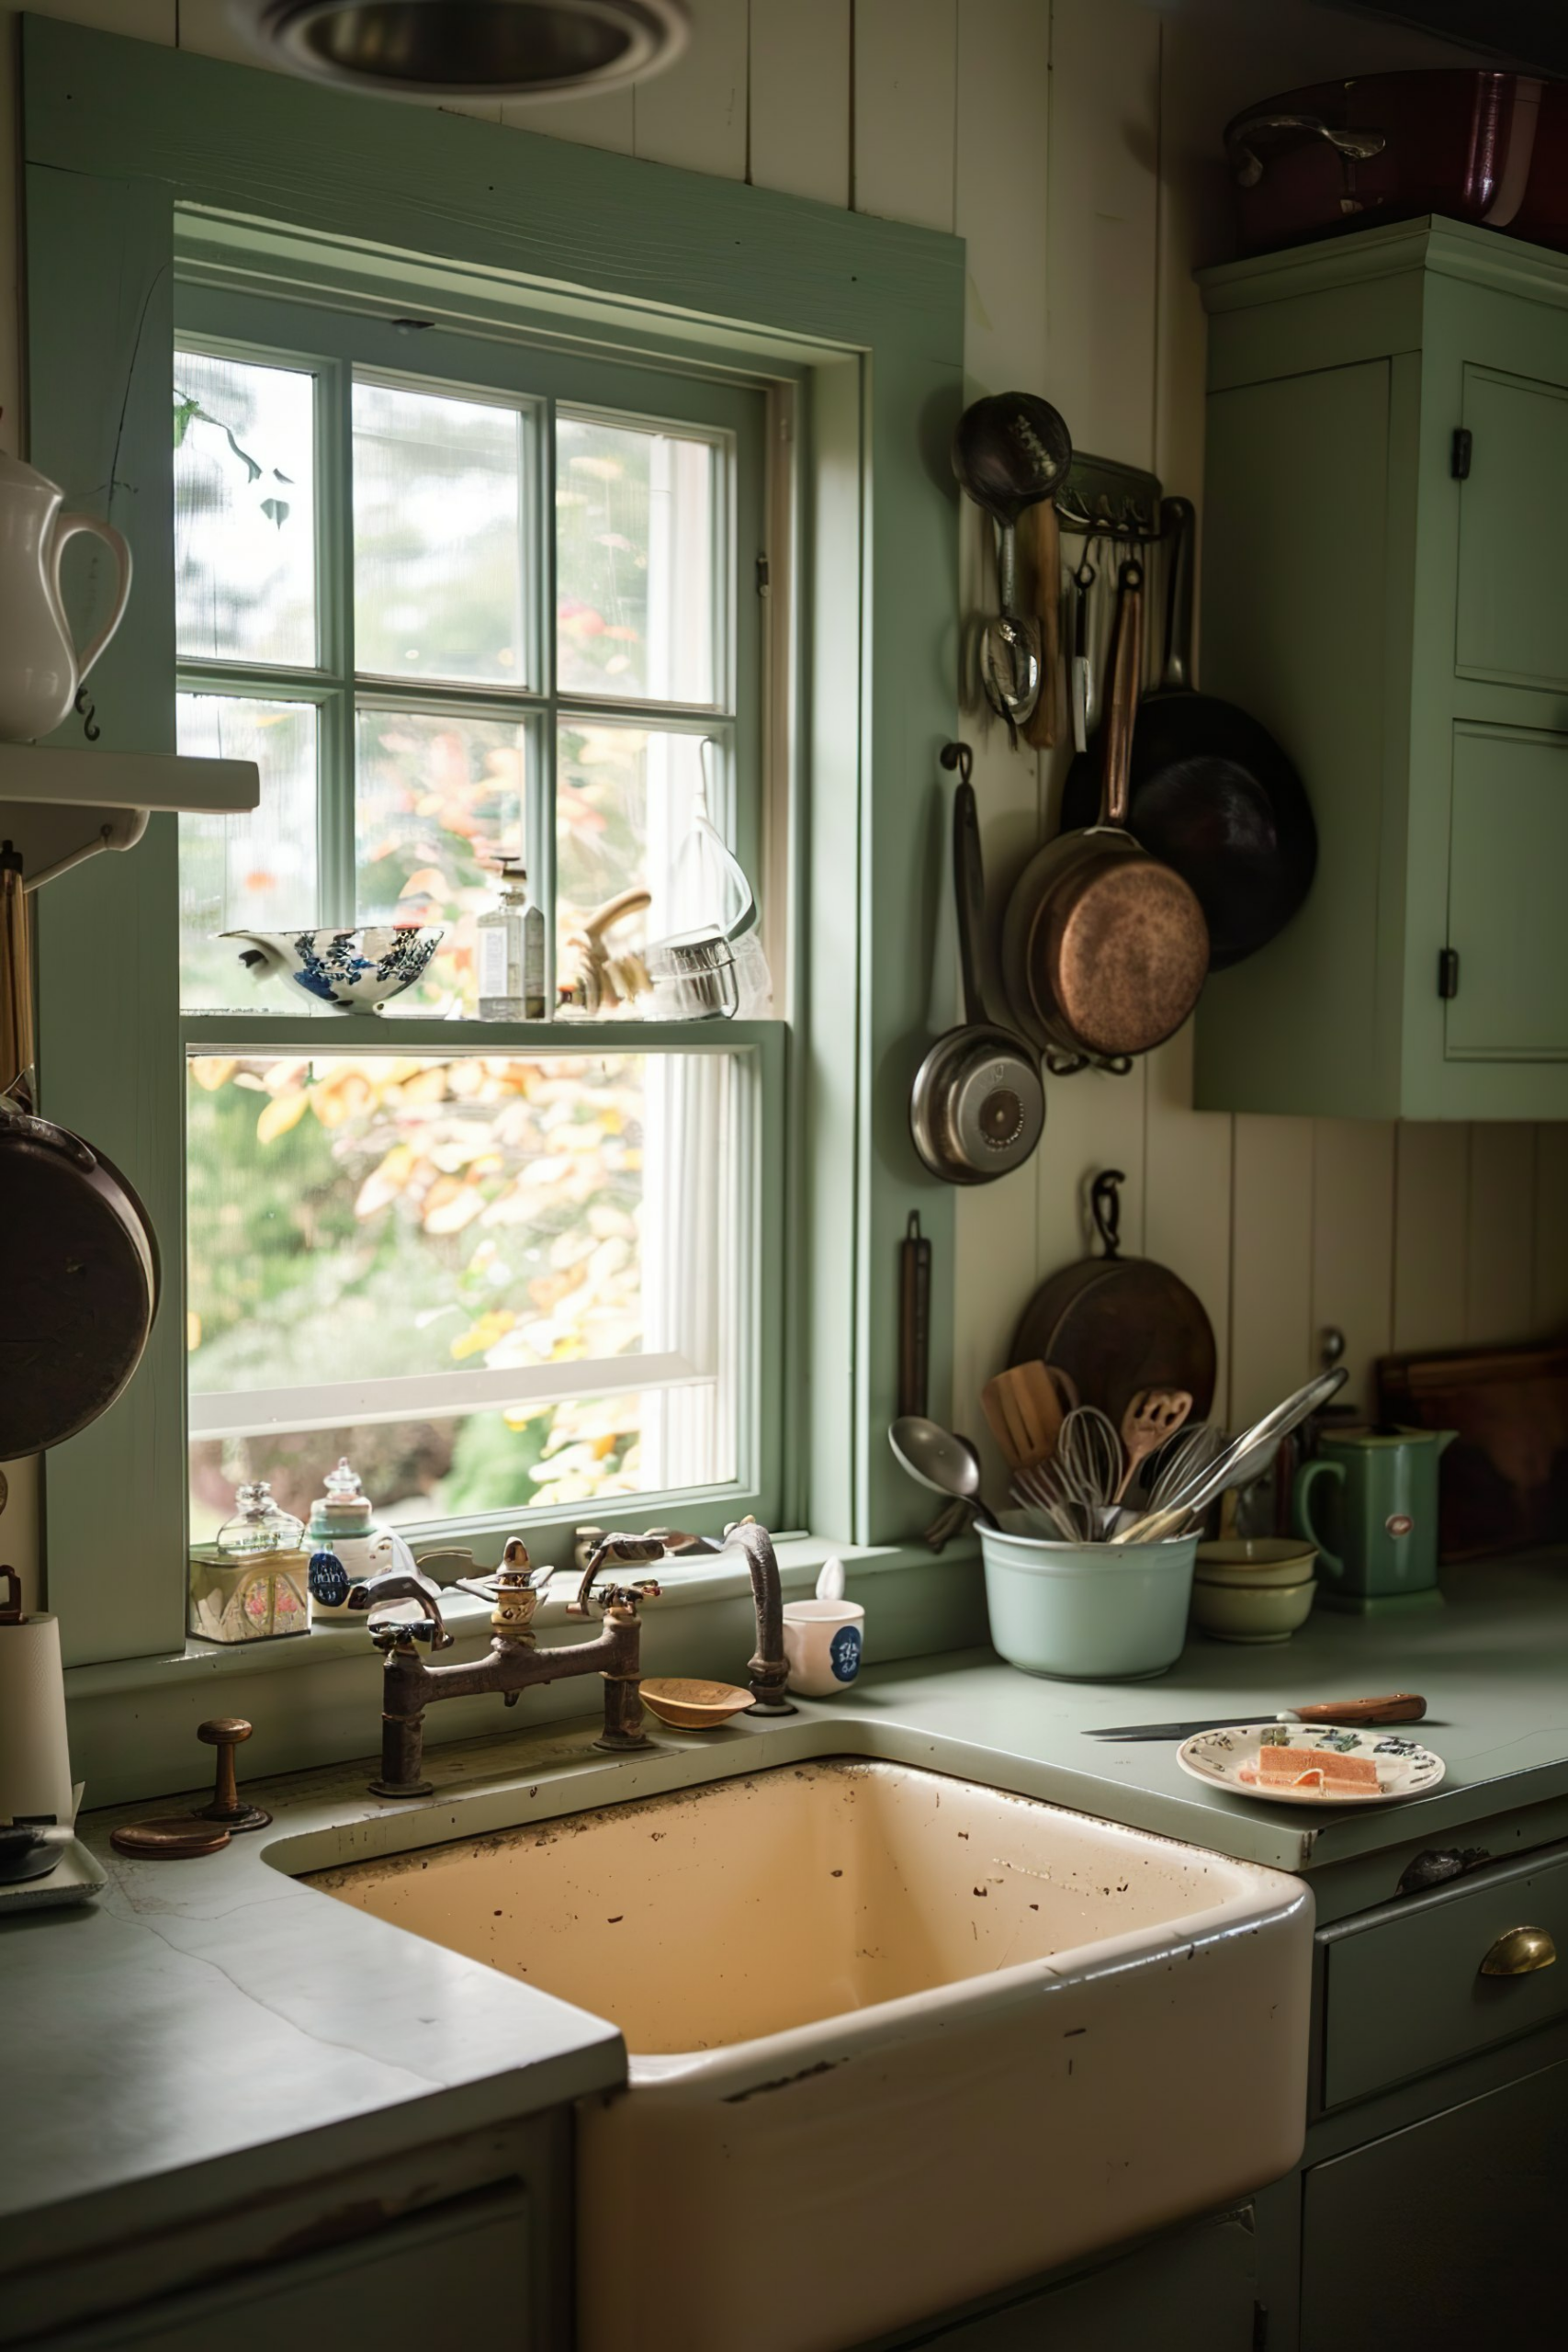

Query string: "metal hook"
[[940, 741, 974, 786]]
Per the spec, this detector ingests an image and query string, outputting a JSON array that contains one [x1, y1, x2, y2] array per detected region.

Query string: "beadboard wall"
[[1, 2, 1564, 1588]]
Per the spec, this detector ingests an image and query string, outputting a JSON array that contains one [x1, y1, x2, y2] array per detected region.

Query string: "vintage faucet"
[[572, 1515, 796, 1718], [350, 1537, 663, 1800]]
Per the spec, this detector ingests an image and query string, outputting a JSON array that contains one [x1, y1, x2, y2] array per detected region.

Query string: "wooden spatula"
[[981, 1360, 1077, 1474]]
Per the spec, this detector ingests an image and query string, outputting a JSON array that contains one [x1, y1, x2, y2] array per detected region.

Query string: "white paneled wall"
[[2, 2, 1566, 1592]]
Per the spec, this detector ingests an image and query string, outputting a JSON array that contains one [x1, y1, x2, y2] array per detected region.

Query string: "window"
[[173, 290, 771, 1546]]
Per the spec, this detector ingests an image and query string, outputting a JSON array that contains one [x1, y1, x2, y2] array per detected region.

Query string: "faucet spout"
[[726, 1520, 795, 1715]]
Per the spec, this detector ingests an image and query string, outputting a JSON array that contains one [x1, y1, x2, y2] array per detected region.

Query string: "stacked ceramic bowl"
[[1190, 1538, 1318, 1644]]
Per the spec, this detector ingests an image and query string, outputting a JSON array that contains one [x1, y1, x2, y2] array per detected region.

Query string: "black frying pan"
[[1061, 498, 1315, 969], [0, 842, 159, 1457]]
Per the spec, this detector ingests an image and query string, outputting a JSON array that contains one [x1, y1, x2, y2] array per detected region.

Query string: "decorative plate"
[[1176, 1722, 1446, 1806]]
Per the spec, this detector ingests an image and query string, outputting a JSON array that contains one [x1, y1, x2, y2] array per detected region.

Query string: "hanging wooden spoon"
[[1113, 1387, 1193, 1505]]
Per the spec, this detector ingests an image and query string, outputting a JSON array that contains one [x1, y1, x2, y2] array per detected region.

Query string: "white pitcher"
[[0, 449, 132, 742]]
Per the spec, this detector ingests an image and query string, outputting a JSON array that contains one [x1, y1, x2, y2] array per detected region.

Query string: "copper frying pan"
[[0, 843, 159, 1456], [1001, 559, 1209, 1069]]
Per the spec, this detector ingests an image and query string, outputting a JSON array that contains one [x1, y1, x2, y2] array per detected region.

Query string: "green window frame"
[[21, 13, 964, 1679]]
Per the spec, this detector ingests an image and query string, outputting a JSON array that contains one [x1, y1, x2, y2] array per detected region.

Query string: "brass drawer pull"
[[1479, 1925, 1558, 1978]]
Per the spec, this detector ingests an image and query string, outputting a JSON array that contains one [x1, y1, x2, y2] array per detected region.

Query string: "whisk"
[[1012, 1405, 1123, 1540], [1143, 1421, 1224, 1517]]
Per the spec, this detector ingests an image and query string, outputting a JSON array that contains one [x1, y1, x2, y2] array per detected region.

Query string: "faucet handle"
[[347, 1568, 453, 1651], [569, 1537, 665, 1617]]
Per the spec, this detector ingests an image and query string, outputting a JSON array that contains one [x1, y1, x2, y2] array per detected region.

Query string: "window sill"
[[62, 1532, 979, 1701]]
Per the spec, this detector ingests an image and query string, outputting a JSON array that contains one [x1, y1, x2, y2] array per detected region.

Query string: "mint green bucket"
[[979, 1518, 1199, 1680]]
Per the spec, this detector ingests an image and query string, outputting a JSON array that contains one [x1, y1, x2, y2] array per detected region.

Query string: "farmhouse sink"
[[307, 1756, 1312, 2351]]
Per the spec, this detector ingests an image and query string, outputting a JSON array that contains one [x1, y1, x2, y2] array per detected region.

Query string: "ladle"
[[889, 1416, 998, 1530], [953, 392, 1072, 744]]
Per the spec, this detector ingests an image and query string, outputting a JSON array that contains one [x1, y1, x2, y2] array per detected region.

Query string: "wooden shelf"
[[0, 741, 259, 888]]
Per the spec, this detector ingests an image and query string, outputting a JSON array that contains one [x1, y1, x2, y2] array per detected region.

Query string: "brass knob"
[[1479, 1925, 1557, 1978]]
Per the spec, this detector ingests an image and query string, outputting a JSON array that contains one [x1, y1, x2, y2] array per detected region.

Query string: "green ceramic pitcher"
[[1292, 1425, 1457, 1612]]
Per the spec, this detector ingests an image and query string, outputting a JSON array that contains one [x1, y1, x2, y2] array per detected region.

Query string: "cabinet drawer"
[[1321, 1838, 1568, 2108]]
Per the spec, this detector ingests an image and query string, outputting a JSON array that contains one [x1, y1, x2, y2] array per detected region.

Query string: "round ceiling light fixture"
[[232, 0, 690, 101]]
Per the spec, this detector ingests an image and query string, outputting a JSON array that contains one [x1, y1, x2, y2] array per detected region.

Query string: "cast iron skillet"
[[1062, 498, 1316, 968], [0, 842, 159, 1457]]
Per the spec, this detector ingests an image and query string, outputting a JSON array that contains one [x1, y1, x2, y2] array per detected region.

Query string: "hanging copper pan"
[[0, 842, 159, 1457], [1001, 559, 1209, 1069]]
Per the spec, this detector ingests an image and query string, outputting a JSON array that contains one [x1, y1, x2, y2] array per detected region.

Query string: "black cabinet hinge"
[[1451, 426, 1472, 480], [1438, 946, 1461, 999], [1252, 2304, 1269, 2350], [755, 552, 771, 596]]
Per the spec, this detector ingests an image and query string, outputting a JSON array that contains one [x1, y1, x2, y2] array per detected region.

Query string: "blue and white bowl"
[[221, 925, 444, 1013]]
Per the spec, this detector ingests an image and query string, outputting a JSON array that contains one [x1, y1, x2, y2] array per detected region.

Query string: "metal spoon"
[[889, 1416, 998, 1530], [953, 392, 1073, 744]]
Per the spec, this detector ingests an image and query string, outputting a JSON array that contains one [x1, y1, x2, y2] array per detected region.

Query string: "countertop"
[[5, 1551, 1568, 2262]]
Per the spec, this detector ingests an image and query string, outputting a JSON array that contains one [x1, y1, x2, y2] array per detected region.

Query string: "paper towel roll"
[[0, 1613, 73, 1823]]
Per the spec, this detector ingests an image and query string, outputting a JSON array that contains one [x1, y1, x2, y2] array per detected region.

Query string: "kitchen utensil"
[[1010, 1169, 1217, 1433], [639, 1678, 755, 1731], [816, 1555, 847, 1602], [1089, 1691, 1427, 1739], [222, 923, 444, 1012], [0, 447, 132, 742], [953, 392, 1073, 743], [1377, 1340, 1568, 1562], [1060, 499, 1316, 968], [0, 842, 159, 1458], [1177, 1723, 1444, 1807], [1190, 1573, 1316, 1645], [1293, 1425, 1456, 1612], [909, 758, 1044, 1184], [1145, 1421, 1223, 1515], [979, 1359, 1077, 1475], [1115, 1366, 1348, 1544], [783, 1598, 864, 1697], [1014, 1405, 1123, 1541], [980, 1519, 1198, 1680], [1069, 543, 1098, 752], [1114, 1388, 1192, 1503], [1000, 559, 1209, 1066], [1224, 70, 1551, 261], [1019, 495, 1062, 750], [889, 1417, 998, 1530], [898, 1211, 931, 1421]]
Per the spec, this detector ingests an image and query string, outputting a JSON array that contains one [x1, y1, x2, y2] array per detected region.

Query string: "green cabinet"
[[1195, 218, 1568, 1119]]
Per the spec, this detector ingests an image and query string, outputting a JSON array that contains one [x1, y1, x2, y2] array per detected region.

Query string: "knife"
[[1087, 1692, 1427, 1741]]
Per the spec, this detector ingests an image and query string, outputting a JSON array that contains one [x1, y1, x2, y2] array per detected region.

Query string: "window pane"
[[175, 349, 317, 667], [353, 380, 525, 686], [355, 707, 531, 1016], [177, 695, 319, 1011], [557, 414, 717, 706], [556, 720, 711, 955], [186, 1051, 739, 1525]]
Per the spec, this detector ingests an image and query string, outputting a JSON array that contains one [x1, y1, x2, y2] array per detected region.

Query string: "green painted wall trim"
[[21, 16, 965, 1682]]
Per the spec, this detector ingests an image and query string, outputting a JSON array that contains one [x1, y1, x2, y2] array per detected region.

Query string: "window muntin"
[[173, 296, 764, 1541]]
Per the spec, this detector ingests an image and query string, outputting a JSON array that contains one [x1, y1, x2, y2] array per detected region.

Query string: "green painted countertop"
[[4, 1552, 1566, 2261]]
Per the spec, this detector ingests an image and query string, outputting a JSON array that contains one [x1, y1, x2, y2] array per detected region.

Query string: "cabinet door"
[[1445, 722, 1568, 1059], [1301, 2053, 1568, 2351], [35, 2187, 529, 2350], [1456, 365, 1568, 689], [891, 2211, 1258, 2351]]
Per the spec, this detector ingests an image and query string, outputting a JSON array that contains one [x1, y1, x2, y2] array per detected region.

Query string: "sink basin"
[[307, 1755, 1312, 2350]]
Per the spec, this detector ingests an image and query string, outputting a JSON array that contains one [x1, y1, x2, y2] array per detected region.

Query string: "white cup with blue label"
[[783, 1597, 864, 1697]]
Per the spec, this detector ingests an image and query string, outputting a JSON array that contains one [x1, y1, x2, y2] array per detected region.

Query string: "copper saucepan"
[[1000, 558, 1209, 1069]]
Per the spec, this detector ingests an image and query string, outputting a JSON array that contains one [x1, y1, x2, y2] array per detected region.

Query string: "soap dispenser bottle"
[[478, 856, 547, 1020], [305, 1456, 381, 1618]]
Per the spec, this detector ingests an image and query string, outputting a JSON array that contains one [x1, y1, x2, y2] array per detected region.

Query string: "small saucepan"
[[0, 843, 159, 1457], [1000, 560, 1209, 1069], [910, 752, 1044, 1185]]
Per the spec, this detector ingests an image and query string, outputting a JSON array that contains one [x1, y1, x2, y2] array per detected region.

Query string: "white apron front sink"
[[307, 1756, 1312, 2352]]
